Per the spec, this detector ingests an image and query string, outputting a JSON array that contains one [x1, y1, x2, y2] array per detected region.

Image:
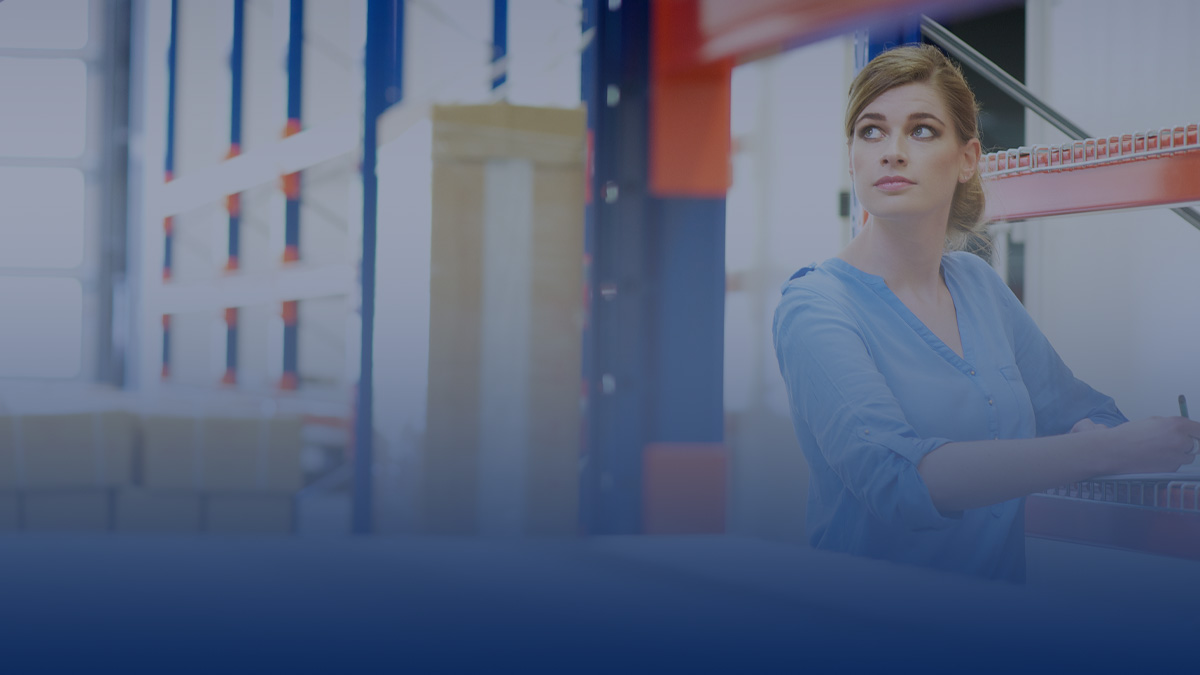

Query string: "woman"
[[772, 44, 1200, 582]]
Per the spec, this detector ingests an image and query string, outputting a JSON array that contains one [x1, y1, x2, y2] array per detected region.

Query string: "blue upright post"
[[582, 0, 656, 534], [581, 0, 727, 535], [491, 0, 507, 94], [863, 18, 923, 64], [162, 0, 180, 380], [223, 0, 245, 386], [280, 0, 304, 391], [578, 0, 598, 533], [355, 0, 404, 535]]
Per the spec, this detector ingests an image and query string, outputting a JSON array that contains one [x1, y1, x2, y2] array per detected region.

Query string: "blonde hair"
[[845, 44, 987, 252]]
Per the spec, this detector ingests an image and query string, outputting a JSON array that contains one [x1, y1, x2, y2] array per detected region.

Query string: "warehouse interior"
[[3, 0, 1200, 670]]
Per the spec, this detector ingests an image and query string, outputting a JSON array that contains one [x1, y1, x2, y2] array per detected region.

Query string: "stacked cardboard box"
[[0, 408, 303, 535], [417, 103, 585, 535], [0, 411, 136, 532], [126, 415, 303, 534]]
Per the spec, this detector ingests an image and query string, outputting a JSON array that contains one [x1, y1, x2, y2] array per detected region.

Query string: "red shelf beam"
[[674, 0, 1011, 66], [983, 124, 1200, 222], [1027, 490, 1200, 562]]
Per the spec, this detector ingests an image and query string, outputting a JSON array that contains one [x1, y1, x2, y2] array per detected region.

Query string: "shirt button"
[[969, 370, 976, 376], [993, 435, 999, 440], [988, 399, 994, 405], [863, 429, 871, 435]]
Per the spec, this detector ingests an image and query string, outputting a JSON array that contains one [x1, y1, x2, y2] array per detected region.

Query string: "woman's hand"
[[1101, 416, 1200, 475]]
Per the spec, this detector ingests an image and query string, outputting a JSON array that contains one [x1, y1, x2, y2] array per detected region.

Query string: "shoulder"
[[774, 262, 863, 340], [943, 249, 997, 280], [777, 262, 853, 313], [943, 250, 1014, 301]]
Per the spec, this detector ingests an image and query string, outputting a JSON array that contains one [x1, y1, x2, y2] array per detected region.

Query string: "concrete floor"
[[4, 533, 1197, 673]]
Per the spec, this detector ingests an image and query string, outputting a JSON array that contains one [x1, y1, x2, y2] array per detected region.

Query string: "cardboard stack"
[[0, 401, 304, 534], [125, 415, 303, 534], [418, 103, 585, 535], [0, 411, 137, 532]]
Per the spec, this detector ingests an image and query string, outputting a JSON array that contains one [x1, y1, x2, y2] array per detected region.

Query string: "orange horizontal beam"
[[983, 148, 1200, 222], [687, 0, 1007, 66]]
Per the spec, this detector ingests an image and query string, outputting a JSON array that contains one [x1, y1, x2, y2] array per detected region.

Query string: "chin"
[[860, 202, 928, 221]]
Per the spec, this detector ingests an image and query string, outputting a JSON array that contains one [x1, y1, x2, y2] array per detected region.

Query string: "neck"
[[840, 212, 949, 301]]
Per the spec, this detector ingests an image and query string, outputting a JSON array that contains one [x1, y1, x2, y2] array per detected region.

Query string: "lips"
[[874, 175, 915, 190]]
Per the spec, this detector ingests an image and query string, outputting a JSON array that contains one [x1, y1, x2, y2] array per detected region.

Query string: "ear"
[[959, 138, 981, 183]]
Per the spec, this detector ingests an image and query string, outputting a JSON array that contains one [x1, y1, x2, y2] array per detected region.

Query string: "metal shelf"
[[982, 124, 1200, 221], [1043, 474, 1200, 512], [1027, 477, 1200, 562]]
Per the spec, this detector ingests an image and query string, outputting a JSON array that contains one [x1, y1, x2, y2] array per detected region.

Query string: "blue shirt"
[[772, 250, 1127, 582]]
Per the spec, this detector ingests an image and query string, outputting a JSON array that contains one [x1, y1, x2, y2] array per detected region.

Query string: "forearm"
[[917, 430, 1119, 513]]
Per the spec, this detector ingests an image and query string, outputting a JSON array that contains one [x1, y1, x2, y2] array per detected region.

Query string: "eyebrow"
[[856, 112, 946, 126]]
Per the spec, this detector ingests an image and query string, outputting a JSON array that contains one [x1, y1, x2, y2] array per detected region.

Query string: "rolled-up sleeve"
[[774, 289, 959, 531]]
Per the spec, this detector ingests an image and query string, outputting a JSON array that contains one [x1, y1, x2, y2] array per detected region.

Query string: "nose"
[[880, 136, 908, 166]]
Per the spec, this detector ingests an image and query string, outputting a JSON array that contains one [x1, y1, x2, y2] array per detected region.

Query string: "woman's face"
[[848, 81, 979, 226]]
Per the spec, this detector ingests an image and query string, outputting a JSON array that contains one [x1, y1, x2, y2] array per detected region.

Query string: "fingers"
[[1182, 417, 1200, 437]]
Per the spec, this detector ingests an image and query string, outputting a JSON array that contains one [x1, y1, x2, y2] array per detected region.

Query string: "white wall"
[[1023, 0, 1200, 422], [724, 36, 855, 545]]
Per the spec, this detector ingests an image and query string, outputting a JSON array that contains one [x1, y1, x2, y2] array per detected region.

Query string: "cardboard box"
[[0, 412, 136, 489], [22, 489, 112, 532], [141, 416, 303, 492], [205, 493, 294, 534], [419, 104, 584, 535], [115, 489, 202, 533]]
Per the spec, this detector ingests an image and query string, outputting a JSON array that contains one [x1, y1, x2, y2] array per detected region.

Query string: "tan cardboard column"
[[422, 104, 584, 535]]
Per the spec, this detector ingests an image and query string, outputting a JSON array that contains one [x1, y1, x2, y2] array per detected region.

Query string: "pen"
[[1180, 394, 1190, 419]]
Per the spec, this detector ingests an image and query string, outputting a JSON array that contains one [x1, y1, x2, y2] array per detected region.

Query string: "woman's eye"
[[912, 125, 937, 139], [859, 126, 882, 139]]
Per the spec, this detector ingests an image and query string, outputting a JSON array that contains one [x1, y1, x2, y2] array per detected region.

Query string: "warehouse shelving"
[[135, 0, 369, 539], [150, 0, 361, 396], [918, 15, 1200, 230]]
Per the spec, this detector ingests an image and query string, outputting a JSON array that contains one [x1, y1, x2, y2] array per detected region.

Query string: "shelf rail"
[[1046, 476, 1200, 513], [982, 125, 1200, 177]]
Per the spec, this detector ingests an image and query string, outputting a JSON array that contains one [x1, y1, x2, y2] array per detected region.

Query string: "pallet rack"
[[142, 0, 370, 532]]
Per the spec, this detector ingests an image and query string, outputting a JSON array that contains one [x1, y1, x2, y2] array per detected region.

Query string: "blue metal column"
[[161, 0, 180, 380], [280, 0, 304, 391], [491, 0, 507, 94], [580, 0, 726, 535], [581, 0, 649, 535], [223, 0, 246, 386], [578, 0, 598, 533], [355, 0, 404, 535]]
